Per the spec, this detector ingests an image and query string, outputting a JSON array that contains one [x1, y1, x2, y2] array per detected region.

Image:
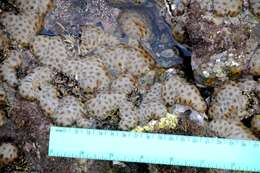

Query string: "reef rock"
[[160, 0, 260, 86]]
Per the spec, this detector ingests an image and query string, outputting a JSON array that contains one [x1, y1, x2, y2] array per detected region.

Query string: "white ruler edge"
[[48, 126, 260, 172]]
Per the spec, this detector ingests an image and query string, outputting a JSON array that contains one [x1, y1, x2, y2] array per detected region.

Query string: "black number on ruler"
[[230, 162, 236, 168], [79, 151, 84, 155], [199, 160, 205, 166], [241, 142, 246, 147], [204, 138, 210, 144], [134, 133, 139, 138], [109, 153, 114, 159], [229, 141, 234, 146], [122, 133, 127, 138], [168, 136, 174, 141], [216, 139, 222, 144], [169, 157, 174, 164], [110, 132, 114, 136], [158, 135, 163, 140], [49, 149, 54, 154], [253, 142, 259, 148], [192, 138, 198, 143], [86, 130, 91, 135], [56, 129, 65, 133]]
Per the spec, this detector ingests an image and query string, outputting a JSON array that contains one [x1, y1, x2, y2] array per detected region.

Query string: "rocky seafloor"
[[0, 0, 259, 172]]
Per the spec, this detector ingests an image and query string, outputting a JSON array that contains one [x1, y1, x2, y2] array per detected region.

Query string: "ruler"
[[48, 126, 260, 172]]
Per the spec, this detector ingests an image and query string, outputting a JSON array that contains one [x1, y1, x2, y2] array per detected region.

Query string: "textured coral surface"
[[0, 0, 259, 172]]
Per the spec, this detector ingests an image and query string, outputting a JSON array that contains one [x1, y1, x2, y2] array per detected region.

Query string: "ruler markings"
[[49, 127, 260, 172]]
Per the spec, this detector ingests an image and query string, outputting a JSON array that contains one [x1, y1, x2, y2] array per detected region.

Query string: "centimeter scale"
[[48, 126, 260, 172]]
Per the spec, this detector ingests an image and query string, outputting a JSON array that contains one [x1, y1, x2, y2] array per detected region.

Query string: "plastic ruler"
[[48, 126, 260, 172]]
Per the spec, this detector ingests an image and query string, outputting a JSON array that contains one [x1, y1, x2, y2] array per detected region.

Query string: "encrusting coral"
[[31, 35, 69, 70], [110, 74, 136, 94], [0, 84, 6, 127], [0, 83, 6, 107], [94, 44, 155, 77], [208, 79, 259, 140], [0, 0, 53, 45], [0, 110, 5, 127], [0, 0, 260, 171], [0, 31, 10, 51], [0, 12, 43, 45], [80, 25, 120, 55], [208, 80, 259, 120], [0, 50, 22, 87], [51, 96, 86, 127], [61, 58, 111, 93], [249, 48, 260, 76], [0, 0, 212, 132], [19, 66, 54, 100], [137, 101, 168, 125], [249, 0, 260, 18], [0, 143, 18, 166], [213, 0, 243, 17], [86, 93, 138, 130], [37, 83, 59, 115], [251, 114, 260, 135], [161, 76, 207, 113], [10, 0, 53, 16], [1, 0, 258, 141], [142, 82, 162, 104], [208, 119, 257, 140], [118, 10, 152, 41]]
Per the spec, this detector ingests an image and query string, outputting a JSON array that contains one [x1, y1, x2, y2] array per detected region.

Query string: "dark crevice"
[[181, 53, 194, 81], [0, 0, 19, 14]]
